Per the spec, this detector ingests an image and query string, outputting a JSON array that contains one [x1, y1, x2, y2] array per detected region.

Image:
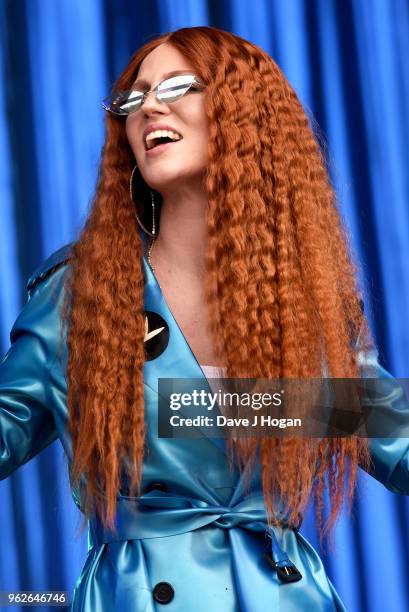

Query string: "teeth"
[[145, 129, 182, 149]]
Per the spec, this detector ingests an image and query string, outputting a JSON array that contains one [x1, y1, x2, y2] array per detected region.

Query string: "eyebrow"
[[132, 70, 194, 89]]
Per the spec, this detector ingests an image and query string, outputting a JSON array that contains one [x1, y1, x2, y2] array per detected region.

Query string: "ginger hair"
[[60, 26, 374, 543]]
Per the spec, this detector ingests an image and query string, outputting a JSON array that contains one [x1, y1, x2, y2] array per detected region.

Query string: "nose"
[[141, 91, 170, 116]]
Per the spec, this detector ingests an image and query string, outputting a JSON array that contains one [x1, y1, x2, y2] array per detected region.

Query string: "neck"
[[152, 183, 208, 278]]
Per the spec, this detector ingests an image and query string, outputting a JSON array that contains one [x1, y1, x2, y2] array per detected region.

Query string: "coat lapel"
[[141, 242, 227, 456]]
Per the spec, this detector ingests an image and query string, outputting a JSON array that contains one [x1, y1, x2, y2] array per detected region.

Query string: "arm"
[[357, 344, 409, 495], [0, 249, 71, 480]]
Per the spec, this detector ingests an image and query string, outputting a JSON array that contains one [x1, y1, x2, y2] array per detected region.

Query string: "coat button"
[[153, 582, 174, 604], [145, 481, 168, 493]]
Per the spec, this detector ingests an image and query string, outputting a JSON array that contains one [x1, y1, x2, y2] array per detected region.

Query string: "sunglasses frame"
[[102, 74, 205, 116]]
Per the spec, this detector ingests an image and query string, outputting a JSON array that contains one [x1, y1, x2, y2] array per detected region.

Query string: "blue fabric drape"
[[0, 1, 408, 610]]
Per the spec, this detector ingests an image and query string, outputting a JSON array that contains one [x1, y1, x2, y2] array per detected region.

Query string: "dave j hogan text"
[[169, 414, 302, 429]]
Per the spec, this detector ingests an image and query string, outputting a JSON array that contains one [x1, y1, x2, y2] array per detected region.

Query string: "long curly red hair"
[[61, 26, 374, 542]]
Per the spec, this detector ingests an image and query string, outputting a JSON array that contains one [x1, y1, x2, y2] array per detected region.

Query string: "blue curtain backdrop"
[[0, 1, 408, 610]]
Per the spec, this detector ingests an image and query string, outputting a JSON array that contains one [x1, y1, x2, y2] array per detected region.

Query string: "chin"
[[145, 169, 196, 189]]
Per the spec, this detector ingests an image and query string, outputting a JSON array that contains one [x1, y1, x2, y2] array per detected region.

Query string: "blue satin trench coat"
[[1, 241, 409, 611]]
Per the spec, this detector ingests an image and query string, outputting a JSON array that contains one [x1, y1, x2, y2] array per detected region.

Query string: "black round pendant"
[[144, 311, 169, 361]]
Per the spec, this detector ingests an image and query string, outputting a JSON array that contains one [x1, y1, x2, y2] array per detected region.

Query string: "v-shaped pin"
[[144, 315, 165, 343]]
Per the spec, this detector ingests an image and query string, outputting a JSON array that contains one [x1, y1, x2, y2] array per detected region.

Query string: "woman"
[[1, 25, 408, 611]]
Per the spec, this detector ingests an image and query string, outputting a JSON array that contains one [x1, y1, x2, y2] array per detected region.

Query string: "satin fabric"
[[0, 242, 408, 611]]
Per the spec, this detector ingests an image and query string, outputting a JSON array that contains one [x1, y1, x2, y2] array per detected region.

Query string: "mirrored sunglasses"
[[102, 74, 205, 116]]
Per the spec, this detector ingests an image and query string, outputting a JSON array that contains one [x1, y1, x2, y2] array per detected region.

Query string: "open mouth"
[[145, 130, 183, 151]]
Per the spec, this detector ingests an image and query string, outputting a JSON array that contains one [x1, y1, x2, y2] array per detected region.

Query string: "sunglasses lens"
[[157, 74, 196, 103], [103, 90, 144, 115]]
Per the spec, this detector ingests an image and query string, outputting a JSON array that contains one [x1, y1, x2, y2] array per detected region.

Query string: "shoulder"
[[27, 243, 75, 299], [8, 243, 75, 344]]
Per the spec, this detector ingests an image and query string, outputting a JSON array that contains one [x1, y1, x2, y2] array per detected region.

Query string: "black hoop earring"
[[129, 165, 159, 238]]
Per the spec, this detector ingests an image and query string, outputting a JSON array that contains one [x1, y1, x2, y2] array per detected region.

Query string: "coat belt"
[[88, 490, 302, 583]]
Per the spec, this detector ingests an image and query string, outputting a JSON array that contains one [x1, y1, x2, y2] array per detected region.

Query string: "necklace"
[[148, 236, 156, 272]]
